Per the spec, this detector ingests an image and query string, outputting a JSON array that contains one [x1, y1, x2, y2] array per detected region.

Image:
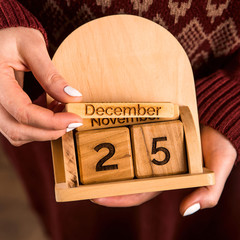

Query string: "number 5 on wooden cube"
[[76, 127, 134, 184], [131, 120, 187, 178]]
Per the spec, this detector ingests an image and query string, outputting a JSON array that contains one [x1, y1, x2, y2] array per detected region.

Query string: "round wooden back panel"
[[51, 15, 199, 133]]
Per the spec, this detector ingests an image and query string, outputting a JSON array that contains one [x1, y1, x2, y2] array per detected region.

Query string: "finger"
[[0, 70, 82, 130], [17, 31, 82, 103], [14, 70, 24, 88], [180, 157, 234, 216], [91, 192, 160, 207], [48, 100, 65, 113], [0, 104, 66, 146], [48, 100, 61, 111], [180, 126, 237, 216]]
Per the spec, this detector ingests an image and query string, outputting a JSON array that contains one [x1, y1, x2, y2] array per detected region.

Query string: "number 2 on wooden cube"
[[131, 120, 187, 178], [75, 127, 134, 184]]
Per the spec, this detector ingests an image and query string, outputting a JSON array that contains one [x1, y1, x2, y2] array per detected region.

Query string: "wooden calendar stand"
[[47, 15, 215, 202]]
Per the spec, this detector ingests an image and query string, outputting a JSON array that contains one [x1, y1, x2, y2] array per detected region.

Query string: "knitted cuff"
[[196, 69, 240, 162], [0, 0, 48, 45]]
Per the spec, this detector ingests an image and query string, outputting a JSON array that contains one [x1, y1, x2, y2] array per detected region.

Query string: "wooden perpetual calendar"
[[47, 15, 215, 202]]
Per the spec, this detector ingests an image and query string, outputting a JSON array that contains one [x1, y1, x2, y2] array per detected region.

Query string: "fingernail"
[[66, 123, 83, 132], [183, 203, 200, 217], [64, 86, 82, 97]]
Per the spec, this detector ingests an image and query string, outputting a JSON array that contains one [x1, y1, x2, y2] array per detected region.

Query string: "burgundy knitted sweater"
[[0, 0, 239, 159]]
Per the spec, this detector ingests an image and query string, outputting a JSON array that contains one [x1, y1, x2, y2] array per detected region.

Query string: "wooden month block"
[[62, 131, 79, 188], [75, 127, 134, 184], [71, 104, 180, 132], [131, 120, 187, 178], [66, 103, 176, 118]]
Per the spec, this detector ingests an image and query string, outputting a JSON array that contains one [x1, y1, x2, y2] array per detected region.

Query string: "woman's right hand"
[[0, 27, 83, 146]]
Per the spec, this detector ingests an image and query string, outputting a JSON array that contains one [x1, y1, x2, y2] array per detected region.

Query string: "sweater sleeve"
[[196, 50, 240, 162], [0, 0, 47, 45]]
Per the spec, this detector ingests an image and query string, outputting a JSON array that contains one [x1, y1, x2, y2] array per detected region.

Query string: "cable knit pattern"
[[196, 67, 240, 157], [0, 0, 48, 44], [0, 0, 239, 160]]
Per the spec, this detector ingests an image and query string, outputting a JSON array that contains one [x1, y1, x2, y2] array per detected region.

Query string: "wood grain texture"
[[75, 104, 180, 131], [48, 15, 199, 135], [46, 15, 214, 201], [76, 127, 134, 184], [55, 168, 215, 202], [180, 106, 203, 173], [51, 138, 65, 184], [66, 103, 176, 118], [62, 131, 79, 187], [131, 120, 187, 178]]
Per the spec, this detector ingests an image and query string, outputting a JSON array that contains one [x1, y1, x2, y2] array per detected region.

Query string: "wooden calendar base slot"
[[54, 168, 214, 202]]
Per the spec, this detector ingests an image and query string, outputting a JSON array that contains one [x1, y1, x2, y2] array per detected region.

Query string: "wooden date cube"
[[76, 127, 134, 184], [131, 120, 187, 178]]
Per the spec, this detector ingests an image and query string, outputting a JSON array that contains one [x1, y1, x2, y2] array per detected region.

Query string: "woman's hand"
[[92, 125, 237, 214], [91, 192, 161, 207], [0, 27, 83, 146], [179, 125, 237, 216]]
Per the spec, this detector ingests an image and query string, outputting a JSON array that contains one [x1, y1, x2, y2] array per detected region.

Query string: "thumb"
[[18, 29, 82, 103], [179, 126, 237, 216], [179, 186, 221, 217]]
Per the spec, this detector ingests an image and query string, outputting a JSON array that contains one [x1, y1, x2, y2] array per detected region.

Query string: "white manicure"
[[64, 86, 82, 97], [66, 128, 74, 132], [183, 203, 200, 217], [66, 123, 83, 132]]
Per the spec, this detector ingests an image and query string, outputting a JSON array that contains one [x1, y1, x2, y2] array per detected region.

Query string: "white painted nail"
[[68, 123, 83, 128], [183, 203, 200, 217], [66, 123, 83, 132], [64, 86, 82, 97], [66, 127, 74, 132]]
